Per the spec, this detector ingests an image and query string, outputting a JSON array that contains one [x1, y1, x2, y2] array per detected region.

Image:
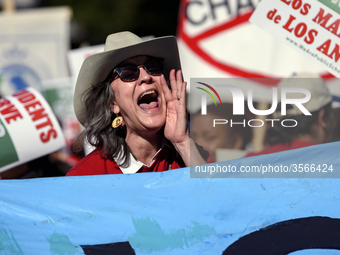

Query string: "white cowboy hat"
[[74, 31, 182, 126], [273, 72, 332, 118]]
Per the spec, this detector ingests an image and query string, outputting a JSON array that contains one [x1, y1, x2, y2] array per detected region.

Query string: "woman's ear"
[[317, 108, 326, 128], [110, 101, 120, 115]]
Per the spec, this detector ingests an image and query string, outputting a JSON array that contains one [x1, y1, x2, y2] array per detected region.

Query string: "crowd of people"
[[0, 31, 339, 178], [245, 72, 336, 157]]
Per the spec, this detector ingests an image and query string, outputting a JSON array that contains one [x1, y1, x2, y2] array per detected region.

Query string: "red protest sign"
[[177, 0, 334, 86]]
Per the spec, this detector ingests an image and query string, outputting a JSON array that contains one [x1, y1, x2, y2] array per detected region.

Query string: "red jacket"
[[66, 143, 213, 176]]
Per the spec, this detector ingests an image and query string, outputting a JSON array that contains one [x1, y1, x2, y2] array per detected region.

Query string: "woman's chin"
[[141, 118, 166, 133]]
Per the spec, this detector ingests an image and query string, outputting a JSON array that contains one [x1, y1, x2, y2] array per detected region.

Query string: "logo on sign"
[[197, 82, 311, 128], [0, 46, 50, 96]]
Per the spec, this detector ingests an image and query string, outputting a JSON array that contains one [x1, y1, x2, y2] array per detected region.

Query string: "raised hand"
[[161, 69, 189, 146]]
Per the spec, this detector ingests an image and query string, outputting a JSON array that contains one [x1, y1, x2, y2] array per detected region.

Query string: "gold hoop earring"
[[112, 116, 123, 128]]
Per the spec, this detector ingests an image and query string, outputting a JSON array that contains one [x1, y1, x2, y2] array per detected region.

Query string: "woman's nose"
[[138, 66, 152, 84]]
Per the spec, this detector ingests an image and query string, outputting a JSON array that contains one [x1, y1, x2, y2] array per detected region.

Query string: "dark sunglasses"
[[113, 58, 165, 82]]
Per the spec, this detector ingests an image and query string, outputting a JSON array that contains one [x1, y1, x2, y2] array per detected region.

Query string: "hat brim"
[[74, 36, 182, 126]]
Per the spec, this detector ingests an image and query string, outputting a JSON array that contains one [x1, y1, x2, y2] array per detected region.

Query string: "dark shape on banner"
[[81, 241, 136, 255], [223, 216, 340, 255]]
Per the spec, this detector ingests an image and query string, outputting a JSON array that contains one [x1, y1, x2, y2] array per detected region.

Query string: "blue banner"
[[1, 142, 340, 254]]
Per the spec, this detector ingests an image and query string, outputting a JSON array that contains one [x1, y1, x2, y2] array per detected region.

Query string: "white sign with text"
[[250, 0, 340, 77], [0, 88, 65, 172]]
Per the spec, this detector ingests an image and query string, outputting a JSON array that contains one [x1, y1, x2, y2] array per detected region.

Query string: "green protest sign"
[[0, 118, 19, 168], [0, 88, 65, 172], [317, 0, 340, 14]]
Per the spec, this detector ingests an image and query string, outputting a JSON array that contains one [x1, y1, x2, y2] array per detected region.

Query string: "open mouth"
[[137, 90, 160, 111]]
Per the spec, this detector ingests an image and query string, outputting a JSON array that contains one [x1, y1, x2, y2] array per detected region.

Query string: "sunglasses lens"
[[144, 58, 164, 75], [115, 65, 139, 81], [114, 58, 165, 82]]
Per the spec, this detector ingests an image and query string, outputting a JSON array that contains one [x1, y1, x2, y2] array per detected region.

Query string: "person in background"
[[330, 107, 340, 142], [191, 103, 253, 161], [245, 72, 335, 157], [66, 31, 213, 176]]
